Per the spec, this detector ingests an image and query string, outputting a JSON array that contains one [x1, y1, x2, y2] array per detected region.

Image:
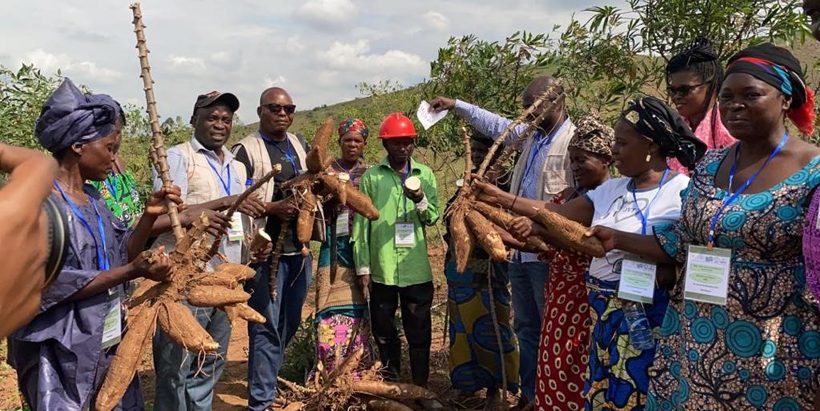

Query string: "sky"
[[1, 0, 624, 124]]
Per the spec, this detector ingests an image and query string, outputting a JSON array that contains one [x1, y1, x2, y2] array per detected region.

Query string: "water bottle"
[[623, 302, 655, 351]]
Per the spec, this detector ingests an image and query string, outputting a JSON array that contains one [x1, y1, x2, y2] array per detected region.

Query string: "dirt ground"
[[0, 243, 517, 410]]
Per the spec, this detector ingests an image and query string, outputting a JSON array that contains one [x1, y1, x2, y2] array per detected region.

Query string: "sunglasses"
[[666, 83, 706, 97], [261, 103, 296, 114]]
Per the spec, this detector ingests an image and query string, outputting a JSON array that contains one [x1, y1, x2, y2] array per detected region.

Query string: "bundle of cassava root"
[[273, 352, 441, 411], [445, 82, 605, 275], [94, 5, 273, 410]]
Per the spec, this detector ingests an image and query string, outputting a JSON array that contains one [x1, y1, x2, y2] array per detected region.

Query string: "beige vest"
[[153, 141, 248, 265], [232, 131, 308, 203], [510, 119, 576, 201]]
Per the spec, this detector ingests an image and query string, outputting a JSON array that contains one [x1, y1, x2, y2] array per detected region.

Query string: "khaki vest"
[[510, 119, 576, 201], [233, 131, 308, 203], [153, 141, 248, 260]]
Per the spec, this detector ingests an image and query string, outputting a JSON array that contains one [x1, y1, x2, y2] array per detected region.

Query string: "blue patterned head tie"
[[338, 118, 369, 139]]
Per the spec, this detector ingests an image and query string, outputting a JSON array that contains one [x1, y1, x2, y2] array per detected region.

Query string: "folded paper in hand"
[[416, 100, 448, 130]]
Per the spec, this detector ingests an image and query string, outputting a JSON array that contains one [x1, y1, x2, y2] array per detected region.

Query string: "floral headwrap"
[[338, 118, 369, 139], [569, 115, 614, 158]]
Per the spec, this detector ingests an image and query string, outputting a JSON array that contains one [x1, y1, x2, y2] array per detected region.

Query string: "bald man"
[[430, 76, 575, 407], [232, 87, 312, 411]]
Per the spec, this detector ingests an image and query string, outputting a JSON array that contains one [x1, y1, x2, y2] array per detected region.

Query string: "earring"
[[645, 153, 652, 163]]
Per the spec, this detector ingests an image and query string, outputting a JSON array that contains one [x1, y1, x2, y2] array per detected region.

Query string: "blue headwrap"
[[35, 78, 121, 154]]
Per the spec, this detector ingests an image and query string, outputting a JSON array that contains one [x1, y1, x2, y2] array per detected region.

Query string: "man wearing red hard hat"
[[352, 112, 441, 394]]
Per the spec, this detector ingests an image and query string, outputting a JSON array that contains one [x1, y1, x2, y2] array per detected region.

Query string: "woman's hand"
[[472, 179, 507, 206], [144, 185, 183, 217], [226, 194, 267, 219], [585, 226, 619, 252], [131, 247, 175, 282], [509, 216, 533, 240]]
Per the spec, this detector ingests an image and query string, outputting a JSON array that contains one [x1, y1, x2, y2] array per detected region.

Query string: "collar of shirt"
[[376, 157, 421, 175], [189, 134, 235, 167]]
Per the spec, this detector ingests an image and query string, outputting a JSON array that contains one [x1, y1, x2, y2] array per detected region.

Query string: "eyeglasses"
[[261, 103, 296, 114], [666, 83, 706, 97]]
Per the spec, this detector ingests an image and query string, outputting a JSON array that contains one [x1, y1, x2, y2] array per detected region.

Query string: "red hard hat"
[[378, 112, 417, 139]]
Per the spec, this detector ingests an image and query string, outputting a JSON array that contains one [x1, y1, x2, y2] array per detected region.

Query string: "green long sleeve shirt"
[[352, 157, 440, 287]]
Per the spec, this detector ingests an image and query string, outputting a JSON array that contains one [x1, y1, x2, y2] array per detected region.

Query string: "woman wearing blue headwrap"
[[7, 78, 183, 410]]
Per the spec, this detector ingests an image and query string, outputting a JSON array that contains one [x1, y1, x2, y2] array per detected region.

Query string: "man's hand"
[[403, 185, 425, 203], [144, 185, 184, 217], [268, 198, 299, 221], [180, 208, 232, 236], [429, 96, 456, 112], [232, 194, 266, 219], [250, 241, 273, 263], [131, 247, 175, 282]]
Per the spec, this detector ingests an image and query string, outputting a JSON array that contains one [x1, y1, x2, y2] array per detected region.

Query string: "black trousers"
[[369, 281, 434, 387]]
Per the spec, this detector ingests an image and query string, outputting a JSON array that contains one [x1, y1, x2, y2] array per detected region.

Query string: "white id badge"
[[228, 213, 245, 242], [684, 245, 732, 305], [395, 223, 416, 247], [101, 292, 122, 350], [336, 210, 350, 236], [617, 255, 657, 304]]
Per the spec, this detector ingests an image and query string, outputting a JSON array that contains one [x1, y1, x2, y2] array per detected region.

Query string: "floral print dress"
[[649, 149, 820, 410]]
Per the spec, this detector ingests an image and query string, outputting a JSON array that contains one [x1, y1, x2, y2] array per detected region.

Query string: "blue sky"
[[1, 0, 623, 123]]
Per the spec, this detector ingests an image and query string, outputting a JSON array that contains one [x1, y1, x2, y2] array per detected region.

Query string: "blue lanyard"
[[260, 132, 299, 173], [104, 175, 118, 199], [631, 168, 670, 235], [708, 133, 789, 246], [206, 158, 232, 196], [53, 182, 110, 270], [519, 121, 565, 195]]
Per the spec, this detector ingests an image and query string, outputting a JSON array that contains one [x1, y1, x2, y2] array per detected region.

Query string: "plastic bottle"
[[622, 301, 655, 351]]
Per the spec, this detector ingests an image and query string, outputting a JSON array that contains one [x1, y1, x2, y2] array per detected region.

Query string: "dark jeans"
[[245, 254, 312, 411], [152, 303, 230, 411], [508, 260, 548, 402], [369, 281, 434, 387]]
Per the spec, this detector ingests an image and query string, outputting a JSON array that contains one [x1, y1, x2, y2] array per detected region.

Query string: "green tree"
[[0, 64, 63, 149]]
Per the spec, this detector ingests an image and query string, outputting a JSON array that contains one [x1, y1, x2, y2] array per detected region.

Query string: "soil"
[[0, 243, 517, 410]]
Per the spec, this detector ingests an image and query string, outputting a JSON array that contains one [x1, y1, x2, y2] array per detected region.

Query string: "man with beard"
[[430, 76, 575, 407]]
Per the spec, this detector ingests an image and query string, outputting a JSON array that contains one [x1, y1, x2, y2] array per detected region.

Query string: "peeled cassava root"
[[466, 210, 507, 262], [95, 304, 158, 411], [531, 208, 606, 257]]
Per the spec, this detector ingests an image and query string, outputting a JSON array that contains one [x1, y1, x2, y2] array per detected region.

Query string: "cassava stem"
[[130, 2, 185, 245]]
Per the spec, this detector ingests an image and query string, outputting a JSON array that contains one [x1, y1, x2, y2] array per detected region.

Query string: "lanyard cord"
[[707, 133, 789, 246], [260, 132, 299, 173], [53, 182, 110, 270], [631, 168, 670, 235], [206, 158, 232, 196], [519, 119, 565, 195]]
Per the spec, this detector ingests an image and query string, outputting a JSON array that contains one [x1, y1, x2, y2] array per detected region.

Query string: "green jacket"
[[352, 157, 439, 286]]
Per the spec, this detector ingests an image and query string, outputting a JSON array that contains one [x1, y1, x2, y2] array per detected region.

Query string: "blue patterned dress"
[[648, 149, 820, 410]]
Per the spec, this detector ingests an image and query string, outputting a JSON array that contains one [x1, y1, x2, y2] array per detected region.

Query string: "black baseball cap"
[[191, 91, 240, 119]]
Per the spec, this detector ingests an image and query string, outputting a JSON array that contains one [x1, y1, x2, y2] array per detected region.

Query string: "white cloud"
[[319, 40, 426, 75], [21, 49, 122, 83], [286, 36, 305, 54], [209, 51, 232, 64], [264, 75, 287, 87], [296, 0, 356, 27], [424, 11, 449, 31], [167, 55, 207, 74]]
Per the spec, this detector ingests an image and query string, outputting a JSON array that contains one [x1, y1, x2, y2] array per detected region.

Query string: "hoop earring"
[[645, 153, 652, 163]]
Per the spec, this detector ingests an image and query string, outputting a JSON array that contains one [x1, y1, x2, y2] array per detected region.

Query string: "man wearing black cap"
[[151, 91, 266, 410]]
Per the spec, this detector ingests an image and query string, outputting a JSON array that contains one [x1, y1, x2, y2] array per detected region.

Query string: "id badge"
[[617, 254, 657, 304], [684, 245, 732, 305], [101, 291, 122, 350], [336, 210, 350, 236], [228, 213, 245, 242], [395, 223, 416, 248]]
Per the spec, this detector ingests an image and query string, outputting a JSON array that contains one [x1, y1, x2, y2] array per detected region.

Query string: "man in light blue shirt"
[[430, 76, 575, 405]]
